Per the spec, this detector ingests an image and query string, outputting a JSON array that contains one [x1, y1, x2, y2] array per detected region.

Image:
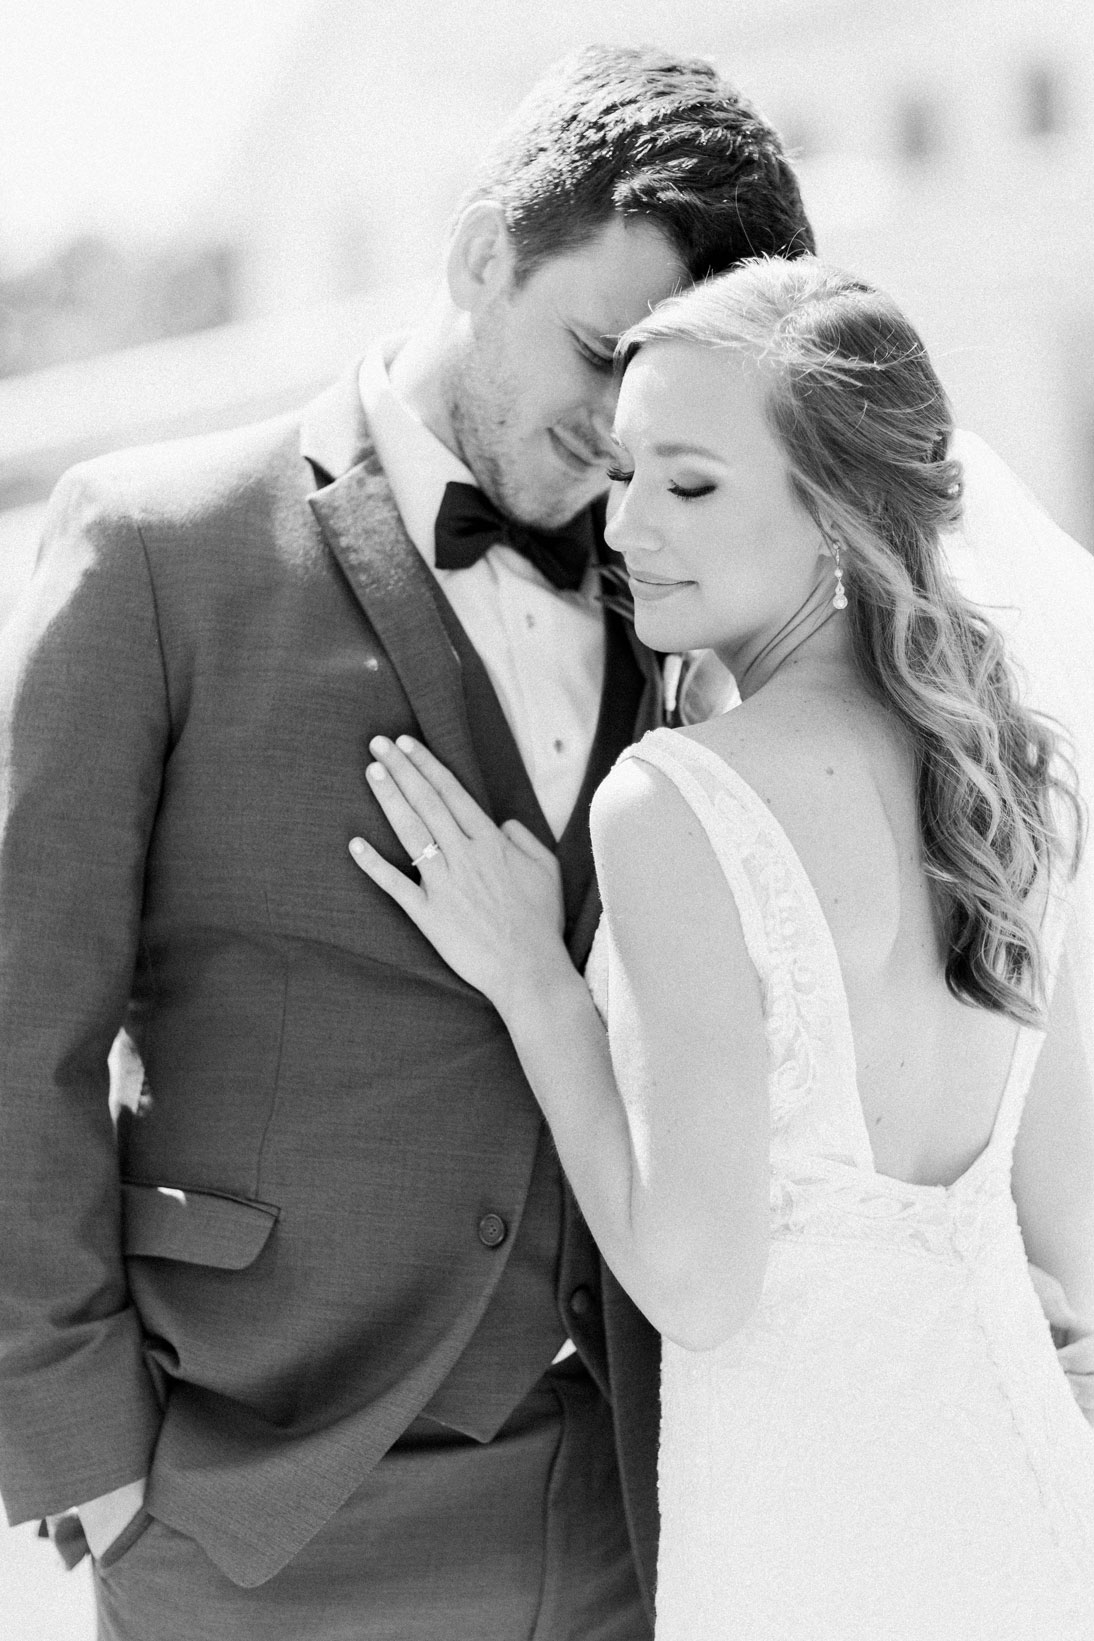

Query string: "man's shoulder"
[[53, 406, 307, 534]]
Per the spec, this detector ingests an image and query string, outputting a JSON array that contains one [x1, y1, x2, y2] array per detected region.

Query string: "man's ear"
[[446, 201, 514, 313]]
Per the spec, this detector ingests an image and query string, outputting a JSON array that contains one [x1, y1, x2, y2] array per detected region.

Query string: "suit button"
[[477, 1213, 508, 1248], [569, 1285, 594, 1317]]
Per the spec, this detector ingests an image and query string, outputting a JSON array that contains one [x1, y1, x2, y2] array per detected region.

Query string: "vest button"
[[477, 1213, 508, 1248], [569, 1285, 594, 1317]]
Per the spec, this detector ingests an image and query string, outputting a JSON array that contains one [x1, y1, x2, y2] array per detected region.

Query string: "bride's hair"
[[618, 256, 1083, 1026]]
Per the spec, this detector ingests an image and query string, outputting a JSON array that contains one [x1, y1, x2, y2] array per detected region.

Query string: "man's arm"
[[1013, 933, 1094, 1420], [0, 463, 170, 1522]]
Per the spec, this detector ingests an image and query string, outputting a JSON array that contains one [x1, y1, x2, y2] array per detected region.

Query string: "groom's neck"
[[388, 301, 465, 463]]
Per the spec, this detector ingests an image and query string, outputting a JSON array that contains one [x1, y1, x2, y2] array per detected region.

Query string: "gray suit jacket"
[[0, 370, 663, 1595]]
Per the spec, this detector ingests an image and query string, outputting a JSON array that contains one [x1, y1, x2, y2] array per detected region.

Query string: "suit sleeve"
[[0, 465, 170, 1521]]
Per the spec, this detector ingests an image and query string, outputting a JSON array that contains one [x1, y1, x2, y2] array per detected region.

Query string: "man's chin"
[[510, 477, 607, 532]]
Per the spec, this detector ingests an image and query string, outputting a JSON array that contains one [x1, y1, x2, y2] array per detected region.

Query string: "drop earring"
[[831, 539, 848, 610]]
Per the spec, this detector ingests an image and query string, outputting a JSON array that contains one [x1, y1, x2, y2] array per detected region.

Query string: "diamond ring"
[[410, 841, 442, 869]]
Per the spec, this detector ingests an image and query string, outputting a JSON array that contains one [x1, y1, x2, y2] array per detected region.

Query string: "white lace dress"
[[586, 728, 1094, 1641]]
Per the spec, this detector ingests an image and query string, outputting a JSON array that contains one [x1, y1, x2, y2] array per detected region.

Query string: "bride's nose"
[[604, 487, 661, 557]]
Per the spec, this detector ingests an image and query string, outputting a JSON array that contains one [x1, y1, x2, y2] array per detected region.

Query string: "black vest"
[[417, 587, 649, 1438]]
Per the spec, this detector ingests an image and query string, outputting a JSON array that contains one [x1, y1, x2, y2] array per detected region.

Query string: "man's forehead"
[[554, 219, 687, 338]]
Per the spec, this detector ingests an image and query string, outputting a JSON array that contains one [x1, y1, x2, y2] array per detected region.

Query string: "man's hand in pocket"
[[76, 1476, 148, 1559]]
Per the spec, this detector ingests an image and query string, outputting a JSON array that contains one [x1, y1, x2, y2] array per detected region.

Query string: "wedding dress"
[[587, 726, 1094, 1640]]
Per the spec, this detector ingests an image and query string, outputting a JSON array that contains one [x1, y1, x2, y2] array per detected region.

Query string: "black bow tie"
[[433, 481, 596, 592]]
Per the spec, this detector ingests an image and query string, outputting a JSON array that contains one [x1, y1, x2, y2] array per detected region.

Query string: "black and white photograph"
[[2, 2, 1094, 1637]]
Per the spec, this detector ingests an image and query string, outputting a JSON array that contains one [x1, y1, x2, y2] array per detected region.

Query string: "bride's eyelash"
[[669, 483, 716, 500], [604, 469, 716, 501]]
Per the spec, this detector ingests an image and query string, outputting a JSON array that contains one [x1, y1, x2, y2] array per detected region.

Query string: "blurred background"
[[1, 0, 1092, 1630], [3, 0, 1094, 638]]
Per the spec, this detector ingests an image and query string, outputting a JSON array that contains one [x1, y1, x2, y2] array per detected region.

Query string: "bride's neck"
[[727, 582, 851, 701]]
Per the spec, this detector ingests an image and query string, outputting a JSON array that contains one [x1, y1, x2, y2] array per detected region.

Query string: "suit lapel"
[[302, 371, 490, 811]]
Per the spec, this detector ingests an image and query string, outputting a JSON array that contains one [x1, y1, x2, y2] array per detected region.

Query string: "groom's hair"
[[459, 44, 815, 285]]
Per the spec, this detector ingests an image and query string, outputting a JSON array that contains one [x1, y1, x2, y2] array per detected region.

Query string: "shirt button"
[[553, 737, 564, 754], [525, 612, 536, 629], [569, 1285, 594, 1317], [477, 1213, 508, 1248]]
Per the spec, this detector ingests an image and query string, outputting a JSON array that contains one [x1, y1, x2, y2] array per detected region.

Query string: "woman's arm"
[[543, 755, 771, 1348], [1013, 936, 1094, 1332], [350, 735, 771, 1350]]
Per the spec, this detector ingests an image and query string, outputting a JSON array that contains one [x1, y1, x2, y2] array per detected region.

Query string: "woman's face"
[[604, 339, 828, 668]]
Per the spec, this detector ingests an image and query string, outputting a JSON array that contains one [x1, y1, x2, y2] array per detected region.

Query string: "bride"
[[348, 257, 1094, 1638]]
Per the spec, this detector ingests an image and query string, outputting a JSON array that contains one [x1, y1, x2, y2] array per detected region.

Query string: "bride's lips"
[[628, 571, 694, 602]]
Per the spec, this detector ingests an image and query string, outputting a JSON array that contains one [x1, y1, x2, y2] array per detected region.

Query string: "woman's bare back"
[[687, 666, 1022, 1188]]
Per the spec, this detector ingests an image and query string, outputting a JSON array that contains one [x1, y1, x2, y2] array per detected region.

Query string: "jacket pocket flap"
[[122, 1183, 279, 1269]]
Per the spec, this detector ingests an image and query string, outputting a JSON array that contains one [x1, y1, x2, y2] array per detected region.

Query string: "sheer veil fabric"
[[944, 431, 1094, 1093]]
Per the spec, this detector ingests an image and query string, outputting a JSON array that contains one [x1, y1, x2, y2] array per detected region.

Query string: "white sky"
[[1, 0, 322, 264]]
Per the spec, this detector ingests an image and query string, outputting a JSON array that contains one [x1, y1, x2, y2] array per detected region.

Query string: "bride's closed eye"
[[606, 464, 716, 502]]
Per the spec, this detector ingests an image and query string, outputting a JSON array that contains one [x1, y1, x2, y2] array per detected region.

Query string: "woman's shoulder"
[[678, 683, 881, 814], [591, 731, 757, 917], [678, 685, 918, 932], [592, 738, 702, 859], [599, 687, 892, 849], [595, 714, 787, 841], [591, 732, 774, 984]]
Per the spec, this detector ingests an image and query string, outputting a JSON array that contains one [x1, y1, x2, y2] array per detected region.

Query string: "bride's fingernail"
[[369, 736, 391, 754], [396, 735, 416, 752], [349, 837, 366, 856], [367, 763, 385, 782]]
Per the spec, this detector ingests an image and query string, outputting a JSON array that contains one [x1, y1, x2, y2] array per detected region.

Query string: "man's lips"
[[549, 428, 608, 472]]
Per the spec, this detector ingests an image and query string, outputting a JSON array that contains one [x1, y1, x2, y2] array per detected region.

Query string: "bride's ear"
[[795, 485, 839, 558], [814, 512, 841, 559]]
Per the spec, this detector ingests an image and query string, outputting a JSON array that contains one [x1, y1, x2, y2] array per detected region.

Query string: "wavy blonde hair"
[[619, 256, 1083, 1025]]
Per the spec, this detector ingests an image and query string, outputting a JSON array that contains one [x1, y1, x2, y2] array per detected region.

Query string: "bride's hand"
[[349, 735, 568, 1015]]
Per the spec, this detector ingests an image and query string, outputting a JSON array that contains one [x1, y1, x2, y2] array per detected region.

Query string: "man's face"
[[448, 215, 686, 530]]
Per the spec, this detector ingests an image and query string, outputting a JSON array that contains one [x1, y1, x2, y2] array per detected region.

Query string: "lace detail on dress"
[[768, 1157, 1022, 1261], [615, 729, 868, 1168]]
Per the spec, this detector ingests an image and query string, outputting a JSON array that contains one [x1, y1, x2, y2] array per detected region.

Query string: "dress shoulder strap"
[[986, 875, 1075, 1160], [617, 729, 775, 994]]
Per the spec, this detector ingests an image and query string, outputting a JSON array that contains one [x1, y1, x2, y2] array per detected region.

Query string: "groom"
[[0, 44, 813, 1640]]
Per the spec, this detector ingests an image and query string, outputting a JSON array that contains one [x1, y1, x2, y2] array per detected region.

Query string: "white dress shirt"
[[358, 345, 605, 839]]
